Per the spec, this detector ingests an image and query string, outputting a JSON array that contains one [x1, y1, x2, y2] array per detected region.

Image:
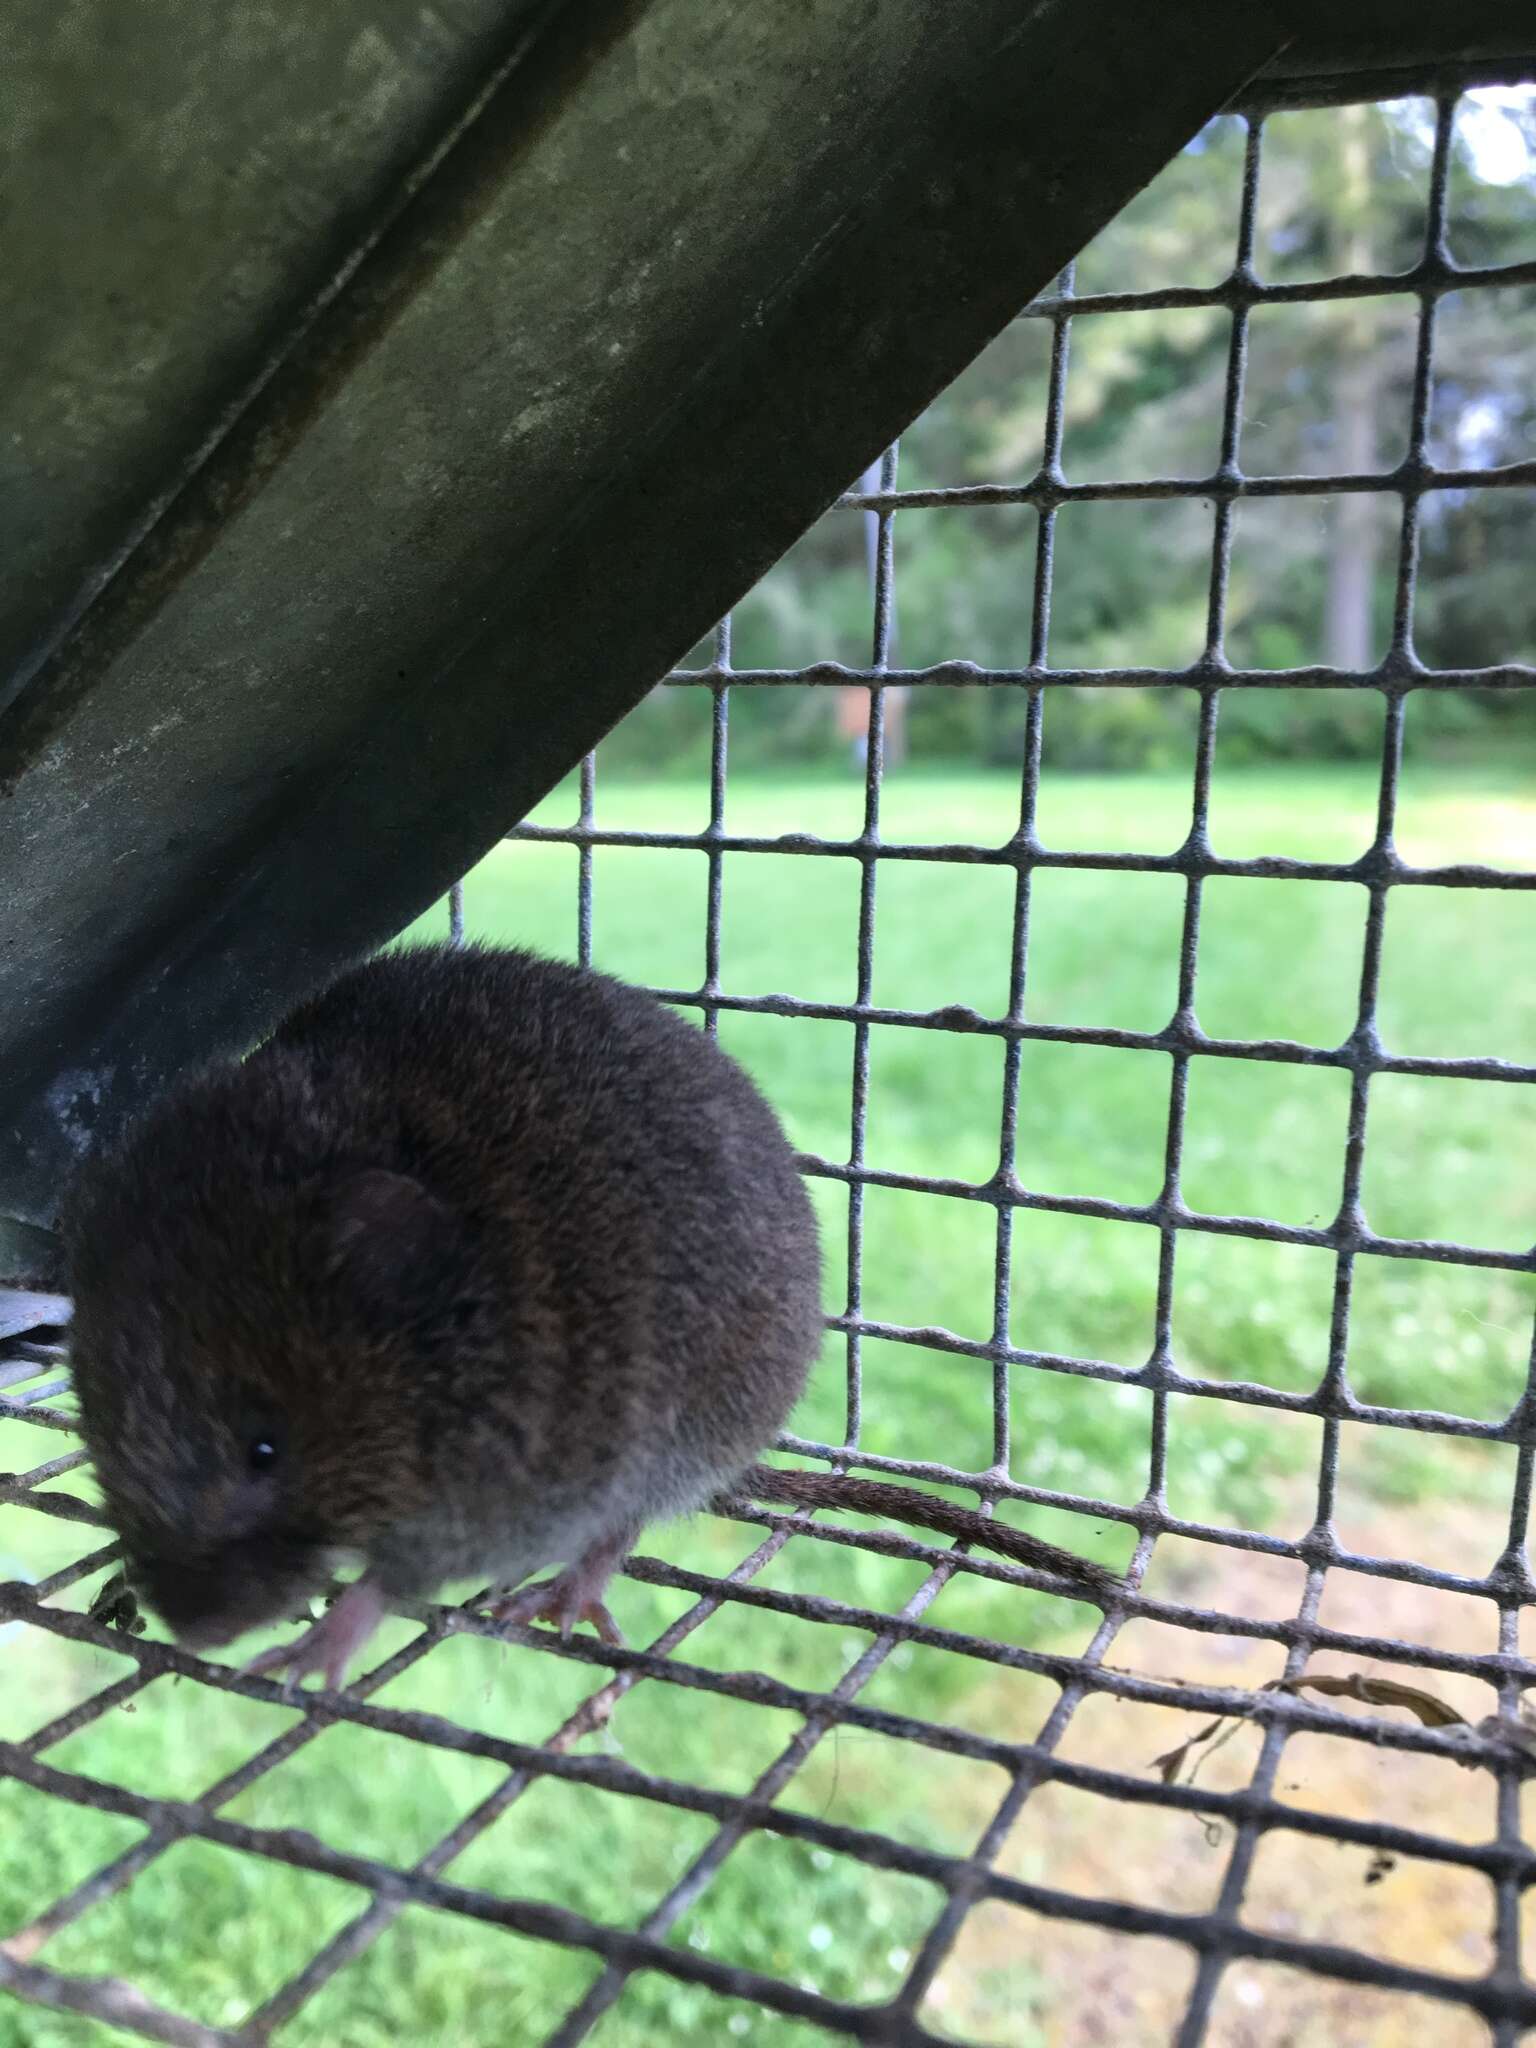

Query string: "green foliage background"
[[606, 96, 1535, 781]]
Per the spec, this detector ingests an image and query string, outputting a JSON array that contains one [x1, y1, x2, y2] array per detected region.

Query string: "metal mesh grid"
[[4, 60, 1536, 2047]]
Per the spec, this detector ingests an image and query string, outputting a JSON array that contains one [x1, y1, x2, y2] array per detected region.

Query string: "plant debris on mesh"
[[4, 58, 1536, 2048]]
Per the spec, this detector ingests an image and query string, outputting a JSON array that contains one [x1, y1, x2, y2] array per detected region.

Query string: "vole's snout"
[[130, 1536, 324, 1652], [133, 1554, 243, 1648]]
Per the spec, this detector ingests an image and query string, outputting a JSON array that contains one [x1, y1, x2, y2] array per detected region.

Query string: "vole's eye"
[[237, 1393, 285, 1476]]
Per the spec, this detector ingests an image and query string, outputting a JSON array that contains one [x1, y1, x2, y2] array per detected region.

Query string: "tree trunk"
[[1324, 103, 1381, 673]]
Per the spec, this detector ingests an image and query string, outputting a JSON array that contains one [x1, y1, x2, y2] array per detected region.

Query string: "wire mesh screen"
[[4, 60, 1536, 2048]]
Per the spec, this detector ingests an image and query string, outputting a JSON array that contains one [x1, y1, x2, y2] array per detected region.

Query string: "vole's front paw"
[[243, 1576, 386, 1693]]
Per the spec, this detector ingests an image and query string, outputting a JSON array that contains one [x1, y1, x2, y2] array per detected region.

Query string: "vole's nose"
[[130, 1552, 240, 1644]]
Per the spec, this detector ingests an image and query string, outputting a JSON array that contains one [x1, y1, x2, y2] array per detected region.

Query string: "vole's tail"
[[721, 1461, 1118, 1593]]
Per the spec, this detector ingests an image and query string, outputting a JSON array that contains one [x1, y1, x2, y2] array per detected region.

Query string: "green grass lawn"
[[4, 758, 1532, 2046]]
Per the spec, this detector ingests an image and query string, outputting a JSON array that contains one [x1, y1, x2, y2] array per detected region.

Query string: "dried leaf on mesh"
[[1152, 1709, 1256, 1787], [1152, 1670, 1477, 1787], [1278, 1672, 1467, 1728]]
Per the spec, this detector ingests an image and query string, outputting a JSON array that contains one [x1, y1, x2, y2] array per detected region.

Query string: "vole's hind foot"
[[243, 1575, 386, 1693], [491, 1576, 624, 1645], [488, 1523, 637, 1646]]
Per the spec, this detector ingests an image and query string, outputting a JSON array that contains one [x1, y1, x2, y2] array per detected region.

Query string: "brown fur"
[[65, 944, 823, 1649]]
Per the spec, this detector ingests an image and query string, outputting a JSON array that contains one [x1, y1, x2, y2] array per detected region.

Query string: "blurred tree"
[[600, 92, 1534, 777], [1324, 103, 1386, 674]]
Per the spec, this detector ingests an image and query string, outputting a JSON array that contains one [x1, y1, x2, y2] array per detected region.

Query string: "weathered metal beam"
[[0, 0, 555, 712], [0, 0, 1289, 1237], [1254, 1, 1534, 92]]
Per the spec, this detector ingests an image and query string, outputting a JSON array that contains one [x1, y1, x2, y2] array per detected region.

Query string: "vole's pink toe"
[[576, 1598, 624, 1646]]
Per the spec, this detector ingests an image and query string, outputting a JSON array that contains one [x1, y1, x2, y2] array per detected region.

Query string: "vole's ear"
[[322, 1169, 466, 1328]]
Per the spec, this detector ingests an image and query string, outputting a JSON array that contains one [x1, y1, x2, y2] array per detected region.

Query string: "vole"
[[65, 944, 1110, 1690]]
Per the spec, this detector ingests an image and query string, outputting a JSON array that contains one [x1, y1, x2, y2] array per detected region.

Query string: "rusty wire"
[[4, 63, 1536, 2048]]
